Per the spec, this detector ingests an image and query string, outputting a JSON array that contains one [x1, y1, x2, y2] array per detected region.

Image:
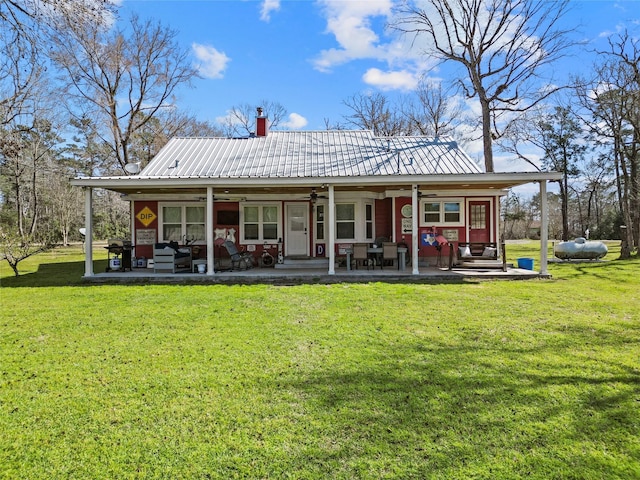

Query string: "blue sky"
[[118, 0, 640, 173]]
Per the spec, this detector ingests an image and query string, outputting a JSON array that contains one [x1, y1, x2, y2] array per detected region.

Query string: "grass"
[[1, 243, 639, 479]]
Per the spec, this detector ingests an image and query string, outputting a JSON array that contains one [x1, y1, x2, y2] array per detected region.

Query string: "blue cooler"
[[517, 258, 534, 270]]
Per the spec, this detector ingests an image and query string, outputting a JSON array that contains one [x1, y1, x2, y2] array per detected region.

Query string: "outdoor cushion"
[[482, 246, 497, 257]]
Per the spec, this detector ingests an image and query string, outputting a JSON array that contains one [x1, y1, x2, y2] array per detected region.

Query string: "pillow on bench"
[[459, 245, 472, 258], [482, 246, 497, 258]]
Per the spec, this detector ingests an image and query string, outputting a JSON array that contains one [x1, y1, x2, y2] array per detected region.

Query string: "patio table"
[[346, 246, 408, 271]]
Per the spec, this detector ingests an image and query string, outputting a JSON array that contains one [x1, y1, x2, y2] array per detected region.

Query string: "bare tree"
[[0, 111, 62, 275], [1, 3, 42, 128], [0, 227, 55, 276], [576, 31, 640, 257], [43, 173, 83, 246], [392, 0, 574, 172], [323, 117, 347, 130], [0, 116, 62, 238], [222, 101, 288, 137], [1, 0, 116, 127], [50, 13, 199, 174], [1, 0, 116, 31], [403, 79, 466, 138], [128, 110, 224, 168], [342, 92, 409, 136]]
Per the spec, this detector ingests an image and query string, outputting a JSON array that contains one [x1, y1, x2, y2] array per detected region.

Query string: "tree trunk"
[[480, 97, 494, 172]]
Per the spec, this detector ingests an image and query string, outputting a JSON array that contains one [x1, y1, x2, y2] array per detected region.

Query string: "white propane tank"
[[110, 257, 121, 270]]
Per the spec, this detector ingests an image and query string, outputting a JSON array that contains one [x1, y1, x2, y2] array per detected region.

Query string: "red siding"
[[374, 198, 392, 241], [132, 201, 158, 260]]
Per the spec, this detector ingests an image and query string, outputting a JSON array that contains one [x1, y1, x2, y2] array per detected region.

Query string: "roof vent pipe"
[[256, 107, 268, 137]]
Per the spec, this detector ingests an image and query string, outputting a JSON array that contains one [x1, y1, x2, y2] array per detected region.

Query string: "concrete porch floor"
[[83, 265, 545, 285]]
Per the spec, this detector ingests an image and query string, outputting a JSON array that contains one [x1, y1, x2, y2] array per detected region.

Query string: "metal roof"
[[139, 131, 483, 179]]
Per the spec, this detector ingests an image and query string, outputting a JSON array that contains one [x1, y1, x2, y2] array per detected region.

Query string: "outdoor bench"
[[449, 242, 507, 271]]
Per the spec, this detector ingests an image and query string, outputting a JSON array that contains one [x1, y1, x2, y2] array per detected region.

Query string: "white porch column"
[[206, 186, 215, 275], [328, 184, 336, 275], [84, 187, 94, 277], [539, 180, 549, 275], [412, 184, 419, 275]]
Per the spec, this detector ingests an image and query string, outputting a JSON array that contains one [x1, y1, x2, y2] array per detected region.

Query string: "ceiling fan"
[[195, 194, 234, 201], [303, 187, 327, 203]]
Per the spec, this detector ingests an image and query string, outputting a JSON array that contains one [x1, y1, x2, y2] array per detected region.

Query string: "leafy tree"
[[538, 106, 585, 241]]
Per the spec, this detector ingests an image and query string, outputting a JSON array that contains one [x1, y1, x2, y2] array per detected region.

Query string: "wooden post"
[[539, 180, 549, 275], [328, 185, 335, 275], [207, 186, 215, 275], [84, 187, 94, 277], [412, 184, 419, 275]]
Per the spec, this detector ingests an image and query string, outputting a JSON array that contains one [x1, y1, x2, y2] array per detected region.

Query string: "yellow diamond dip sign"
[[136, 206, 157, 227]]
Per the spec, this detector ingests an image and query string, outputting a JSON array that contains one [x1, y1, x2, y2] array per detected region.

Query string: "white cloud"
[[260, 0, 280, 22], [192, 43, 230, 79], [282, 112, 308, 129], [311, 0, 437, 93], [313, 0, 396, 71], [362, 68, 418, 91]]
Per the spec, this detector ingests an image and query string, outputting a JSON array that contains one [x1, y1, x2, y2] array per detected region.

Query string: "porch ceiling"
[[73, 172, 561, 196]]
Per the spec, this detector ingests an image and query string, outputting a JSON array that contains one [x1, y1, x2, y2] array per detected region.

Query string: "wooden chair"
[[352, 243, 370, 270], [382, 242, 398, 269]]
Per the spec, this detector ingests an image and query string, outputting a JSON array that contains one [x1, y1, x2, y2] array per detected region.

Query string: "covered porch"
[[76, 175, 558, 281], [80, 261, 546, 284]]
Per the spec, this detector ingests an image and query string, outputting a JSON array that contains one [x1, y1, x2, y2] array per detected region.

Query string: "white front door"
[[285, 203, 309, 256]]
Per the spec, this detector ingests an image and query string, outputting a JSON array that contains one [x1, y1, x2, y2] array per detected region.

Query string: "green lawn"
[[1, 244, 639, 479]]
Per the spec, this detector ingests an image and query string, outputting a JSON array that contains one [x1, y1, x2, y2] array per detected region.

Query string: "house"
[[72, 110, 561, 277]]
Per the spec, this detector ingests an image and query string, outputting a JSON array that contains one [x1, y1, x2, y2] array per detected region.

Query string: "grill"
[[105, 239, 132, 272]]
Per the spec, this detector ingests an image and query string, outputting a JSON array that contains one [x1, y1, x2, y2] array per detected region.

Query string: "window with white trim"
[[241, 204, 280, 242], [160, 204, 206, 243], [336, 203, 355, 239], [420, 199, 463, 226], [315, 205, 325, 241], [365, 203, 373, 239]]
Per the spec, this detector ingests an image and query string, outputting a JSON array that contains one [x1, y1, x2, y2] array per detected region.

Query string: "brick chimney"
[[256, 106, 268, 137]]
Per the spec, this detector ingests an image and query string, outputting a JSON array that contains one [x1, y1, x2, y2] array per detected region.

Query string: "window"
[[241, 204, 280, 242], [160, 204, 206, 243], [470, 204, 486, 228], [420, 199, 463, 226], [424, 202, 440, 224], [365, 204, 373, 239], [336, 203, 355, 239], [315, 205, 325, 240], [443, 202, 461, 223]]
